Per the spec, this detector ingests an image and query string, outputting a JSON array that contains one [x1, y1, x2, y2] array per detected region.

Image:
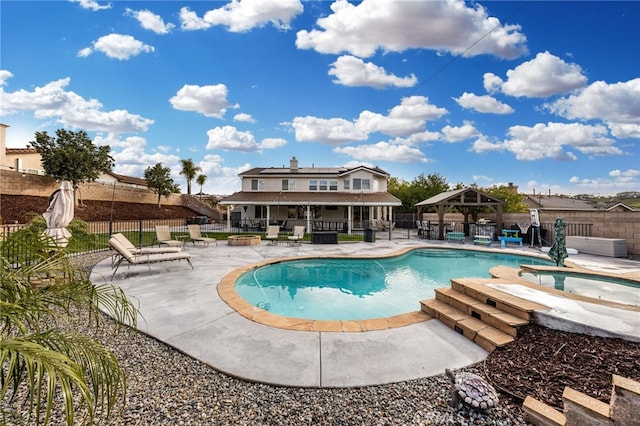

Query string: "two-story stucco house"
[[219, 157, 402, 234]]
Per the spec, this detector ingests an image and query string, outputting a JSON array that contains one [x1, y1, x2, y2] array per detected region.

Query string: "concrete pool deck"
[[90, 239, 640, 388]]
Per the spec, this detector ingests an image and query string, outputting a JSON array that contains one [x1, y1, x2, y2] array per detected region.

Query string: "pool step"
[[421, 278, 547, 352]]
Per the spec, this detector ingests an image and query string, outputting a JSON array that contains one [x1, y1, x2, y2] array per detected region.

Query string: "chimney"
[[290, 156, 298, 172]]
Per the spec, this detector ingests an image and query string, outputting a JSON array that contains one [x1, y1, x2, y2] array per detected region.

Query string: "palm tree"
[[0, 218, 138, 425], [179, 159, 201, 195], [196, 174, 207, 200]]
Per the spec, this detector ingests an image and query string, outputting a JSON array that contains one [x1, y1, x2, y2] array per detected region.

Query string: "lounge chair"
[[111, 233, 182, 267], [187, 224, 218, 246], [155, 225, 183, 247], [265, 225, 280, 245], [287, 226, 305, 246], [109, 237, 192, 279]]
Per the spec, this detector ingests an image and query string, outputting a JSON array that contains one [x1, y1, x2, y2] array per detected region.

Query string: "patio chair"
[[287, 226, 305, 246], [265, 225, 280, 245], [111, 233, 182, 267], [187, 224, 218, 247], [109, 237, 192, 279], [155, 225, 183, 247]]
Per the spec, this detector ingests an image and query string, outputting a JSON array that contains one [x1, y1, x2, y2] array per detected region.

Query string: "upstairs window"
[[353, 178, 370, 190], [251, 179, 265, 191], [343, 179, 350, 190], [329, 180, 338, 191], [282, 179, 296, 191], [319, 180, 328, 191], [309, 180, 318, 191]]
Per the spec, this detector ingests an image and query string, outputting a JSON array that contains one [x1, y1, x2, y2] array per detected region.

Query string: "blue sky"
[[1, 0, 639, 196]]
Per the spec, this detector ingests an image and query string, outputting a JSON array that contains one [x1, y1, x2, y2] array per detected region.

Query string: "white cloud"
[[441, 122, 480, 142], [334, 141, 427, 163], [125, 8, 175, 34], [206, 126, 259, 152], [493, 51, 588, 98], [292, 116, 367, 145], [179, 0, 303, 32], [498, 122, 622, 161], [483, 73, 503, 94], [291, 96, 447, 144], [169, 84, 238, 118], [567, 169, 640, 195], [0, 77, 153, 132], [453, 92, 514, 114], [70, 0, 111, 11], [205, 126, 284, 152], [98, 134, 181, 178], [260, 138, 287, 149], [546, 78, 640, 138], [78, 34, 154, 60], [470, 135, 504, 153], [233, 112, 255, 123], [196, 154, 248, 195], [0, 70, 13, 86], [329, 55, 417, 88], [296, 0, 527, 59]]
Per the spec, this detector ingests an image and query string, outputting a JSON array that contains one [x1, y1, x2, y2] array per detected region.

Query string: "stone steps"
[[420, 277, 546, 352]]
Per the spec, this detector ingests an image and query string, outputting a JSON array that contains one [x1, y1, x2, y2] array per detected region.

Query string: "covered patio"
[[219, 191, 402, 234]]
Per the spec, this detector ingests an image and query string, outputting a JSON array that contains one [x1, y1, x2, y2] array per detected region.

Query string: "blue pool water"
[[519, 272, 640, 306], [234, 248, 554, 320]]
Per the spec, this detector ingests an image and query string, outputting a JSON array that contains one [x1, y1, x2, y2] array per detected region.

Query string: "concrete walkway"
[[90, 239, 640, 388]]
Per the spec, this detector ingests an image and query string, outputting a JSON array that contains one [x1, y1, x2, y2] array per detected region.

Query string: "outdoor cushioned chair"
[[111, 233, 182, 268], [265, 225, 280, 245], [155, 225, 183, 247], [187, 224, 217, 247], [109, 237, 192, 279], [287, 226, 305, 246]]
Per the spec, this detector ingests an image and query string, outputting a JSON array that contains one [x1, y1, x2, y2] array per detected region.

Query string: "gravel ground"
[[3, 253, 529, 426]]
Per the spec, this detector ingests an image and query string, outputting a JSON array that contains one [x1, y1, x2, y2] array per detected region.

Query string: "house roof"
[[5, 147, 38, 154], [606, 202, 637, 212], [523, 195, 597, 211], [415, 187, 503, 207], [239, 165, 390, 178], [106, 171, 148, 187], [220, 191, 401, 206]]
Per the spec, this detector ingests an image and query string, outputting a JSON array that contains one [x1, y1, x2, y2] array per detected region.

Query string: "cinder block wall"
[[0, 169, 182, 205]]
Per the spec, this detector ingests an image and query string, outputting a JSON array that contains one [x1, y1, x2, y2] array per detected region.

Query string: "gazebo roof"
[[415, 187, 504, 208]]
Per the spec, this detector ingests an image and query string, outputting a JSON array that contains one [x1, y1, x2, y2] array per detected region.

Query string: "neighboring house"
[[97, 171, 148, 188], [219, 157, 402, 233], [522, 194, 598, 211]]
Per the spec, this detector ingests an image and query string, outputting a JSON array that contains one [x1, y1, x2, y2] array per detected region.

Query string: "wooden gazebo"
[[415, 188, 504, 240]]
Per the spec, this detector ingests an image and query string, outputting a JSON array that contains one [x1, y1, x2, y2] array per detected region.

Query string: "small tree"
[[0, 218, 138, 425], [196, 174, 207, 199], [144, 163, 180, 208], [179, 158, 201, 195], [30, 129, 114, 206]]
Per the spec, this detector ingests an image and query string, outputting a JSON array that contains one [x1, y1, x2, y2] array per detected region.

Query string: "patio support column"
[[226, 205, 231, 229], [306, 204, 311, 233], [347, 205, 353, 234], [266, 205, 271, 226]]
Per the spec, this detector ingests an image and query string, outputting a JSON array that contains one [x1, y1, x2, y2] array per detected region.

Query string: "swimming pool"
[[234, 248, 554, 320], [518, 271, 640, 306]]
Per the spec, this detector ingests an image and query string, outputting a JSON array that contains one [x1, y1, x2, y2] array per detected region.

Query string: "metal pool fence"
[[1, 218, 591, 267]]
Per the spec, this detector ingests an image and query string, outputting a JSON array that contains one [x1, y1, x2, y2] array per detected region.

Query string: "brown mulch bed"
[[483, 324, 640, 410], [0, 194, 200, 223]]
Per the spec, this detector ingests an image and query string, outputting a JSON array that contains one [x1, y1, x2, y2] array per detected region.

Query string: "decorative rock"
[[446, 368, 500, 412]]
